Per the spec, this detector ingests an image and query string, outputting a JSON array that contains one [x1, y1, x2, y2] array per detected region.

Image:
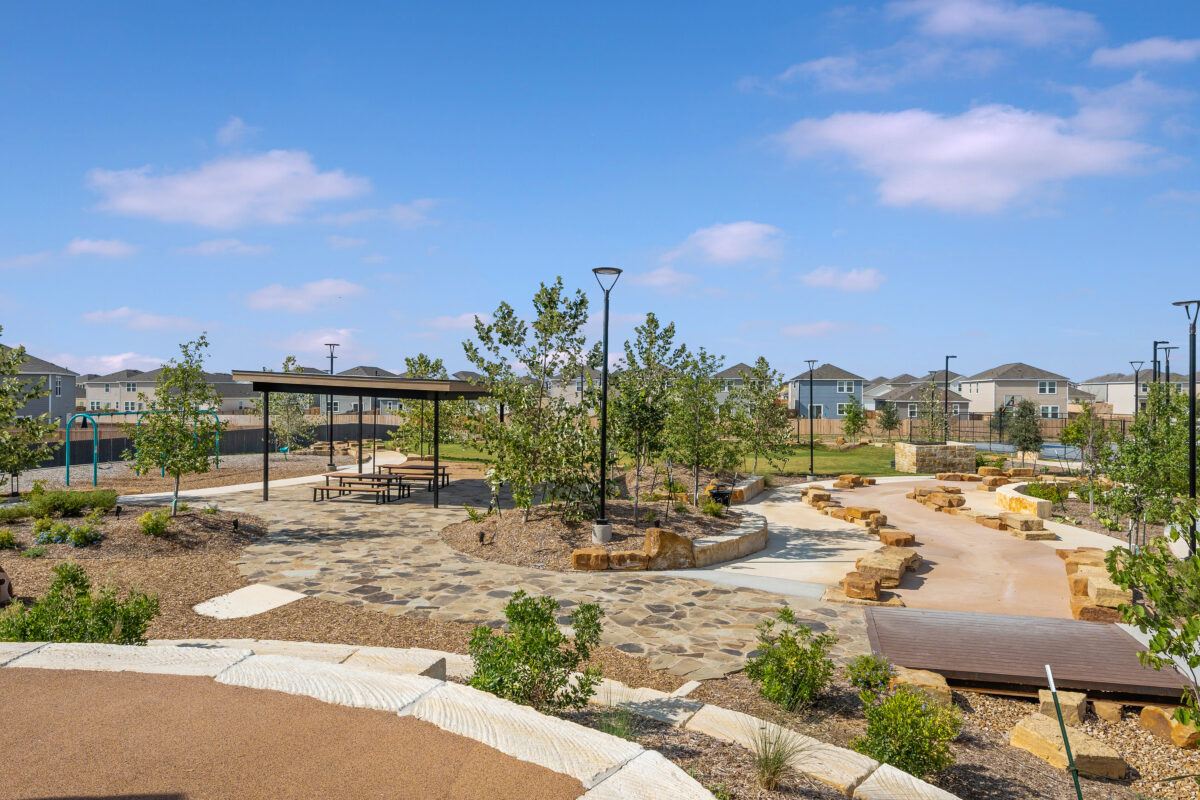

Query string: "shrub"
[[27, 489, 117, 518], [20, 546, 45, 559], [203, 504, 220, 515], [852, 685, 962, 779], [643, 509, 657, 524], [674, 500, 688, 515], [34, 519, 72, 545], [464, 504, 487, 522], [67, 512, 105, 548], [744, 607, 836, 711], [1024, 482, 1068, 504], [139, 510, 171, 537], [749, 724, 808, 790], [596, 699, 639, 741], [468, 589, 603, 713], [0, 529, 15, 550], [0, 562, 160, 645], [847, 654, 895, 707], [31, 516, 53, 535], [0, 503, 32, 523], [701, 499, 726, 518]]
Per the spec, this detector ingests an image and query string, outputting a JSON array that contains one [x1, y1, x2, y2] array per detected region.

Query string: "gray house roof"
[[788, 363, 864, 382], [964, 362, 1068, 382], [1081, 372, 1128, 384], [879, 384, 968, 404], [887, 373, 920, 384], [87, 369, 144, 383], [452, 370, 482, 382], [921, 369, 963, 383], [338, 366, 397, 378], [0, 345, 76, 376], [714, 362, 754, 380]]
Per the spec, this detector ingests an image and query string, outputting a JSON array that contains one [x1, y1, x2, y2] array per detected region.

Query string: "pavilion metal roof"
[[231, 370, 491, 401]]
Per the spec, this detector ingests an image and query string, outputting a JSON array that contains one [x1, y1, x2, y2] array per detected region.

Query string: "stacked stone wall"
[[894, 442, 976, 474]]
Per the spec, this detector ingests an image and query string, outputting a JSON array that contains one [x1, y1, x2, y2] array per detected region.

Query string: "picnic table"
[[377, 462, 450, 489], [313, 471, 412, 504]]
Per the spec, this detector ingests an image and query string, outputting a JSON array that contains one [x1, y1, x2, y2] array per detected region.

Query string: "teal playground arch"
[[64, 409, 222, 487]]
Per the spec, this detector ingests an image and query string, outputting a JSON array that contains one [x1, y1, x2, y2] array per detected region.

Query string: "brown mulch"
[[440, 499, 743, 572], [1045, 495, 1167, 543]]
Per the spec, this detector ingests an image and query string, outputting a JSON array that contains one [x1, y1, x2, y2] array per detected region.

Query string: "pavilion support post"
[[433, 396, 440, 509], [262, 389, 270, 502], [357, 395, 364, 471]]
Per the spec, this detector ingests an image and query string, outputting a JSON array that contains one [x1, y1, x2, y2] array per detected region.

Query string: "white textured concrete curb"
[[193, 584, 306, 619], [854, 763, 960, 799], [7, 642, 251, 676], [0, 642, 46, 667]]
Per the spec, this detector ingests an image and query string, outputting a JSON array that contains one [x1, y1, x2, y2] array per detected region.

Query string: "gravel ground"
[[17, 453, 356, 494]]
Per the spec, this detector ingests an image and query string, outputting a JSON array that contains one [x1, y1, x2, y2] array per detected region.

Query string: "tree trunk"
[[633, 435, 641, 528], [693, 463, 700, 506], [172, 474, 181, 515]]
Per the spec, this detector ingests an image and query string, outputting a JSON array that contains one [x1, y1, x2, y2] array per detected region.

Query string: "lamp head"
[[592, 267, 622, 292]]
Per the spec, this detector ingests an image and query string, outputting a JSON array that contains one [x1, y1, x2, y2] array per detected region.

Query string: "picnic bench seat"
[[313, 484, 390, 504]]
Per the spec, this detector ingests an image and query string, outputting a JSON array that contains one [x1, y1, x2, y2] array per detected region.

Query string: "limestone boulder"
[[1009, 713, 1127, 779], [982, 476, 1010, 488], [1008, 467, 1035, 478], [643, 528, 696, 570], [838, 474, 864, 486], [607, 550, 648, 570], [829, 508, 848, 521], [1093, 701, 1123, 723], [1069, 595, 1120, 623], [1038, 689, 1087, 727], [936, 485, 962, 494], [977, 466, 1004, 477], [999, 512, 1044, 532], [0, 565, 11, 606], [892, 667, 952, 706], [833, 480, 854, 489], [845, 506, 881, 521], [1087, 574, 1132, 609], [1140, 706, 1200, 749], [927, 492, 966, 509], [977, 516, 1006, 531], [1068, 573, 1090, 597], [572, 548, 609, 571], [1011, 529, 1057, 541], [868, 513, 888, 528], [879, 530, 916, 547], [843, 572, 880, 601], [855, 546, 921, 588]]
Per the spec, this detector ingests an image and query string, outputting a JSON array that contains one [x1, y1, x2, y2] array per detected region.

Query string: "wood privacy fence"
[[787, 415, 1131, 444]]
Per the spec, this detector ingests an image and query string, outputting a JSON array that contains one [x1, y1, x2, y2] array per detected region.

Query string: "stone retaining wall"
[[894, 442, 976, 475], [730, 476, 765, 504], [693, 512, 768, 568], [997, 483, 1052, 519]]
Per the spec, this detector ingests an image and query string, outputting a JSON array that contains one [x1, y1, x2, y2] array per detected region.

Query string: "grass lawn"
[[738, 443, 905, 477], [407, 441, 491, 463]]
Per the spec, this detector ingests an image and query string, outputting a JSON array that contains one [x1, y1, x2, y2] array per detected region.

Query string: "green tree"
[[255, 356, 316, 459], [123, 335, 225, 514], [0, 331, 61, 494], [988, 405, 1010, 443], [463, 278, 602, 521], [727, 357, 791, 474], [914, 382, 948, 443], [665, 347, 729, 503], [388, 353, 455, 457], [841, 396, 867, 443], [1008, 399, 1044, 466], [1061, 400, 1117, 514], [876, 402, 901, 443]]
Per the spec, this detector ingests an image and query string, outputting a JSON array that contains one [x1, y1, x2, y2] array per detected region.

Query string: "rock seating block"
[[643, 528, 696, 570], [935, 485, 962, 494], [589, 678, 702, 726], [977, 466, 1004, 477], [981, 476, 1010, 487], [892, 667, 952, 706], [868, 513, 888, 528], [845, 506, 882, 521], [965, 475, 983, 482], [830, 508, 849, 520], [821, 586, 906, 607], [1038, 689, 1087, 727], [1064, 551, 1107, 575], [927, 492, 966, 509], [0, 642, 44, 667], [1087, 574, 1132, 608], [1070, 595, 1120, 623], [955, 508, 987, 521], [1093, 701, 1124, 723], [572, 547, 610, 571], [999, 512, 1044, 531], [1068, 573, 1090, 597], [1010, 713, 1127, 779], [1141, 706, 1200, 749], [855, 546, 921, 588], [833, 480, 855, 489], [583, 750, 713, 800], [879, 530, 916, 547], [1011, 529, 1057, 541], [977, 516, 1007, 530], [807, 490, 832, 503], [608, 550, 648, 570], [10, 642, 251, 677], [843, 572, 881, 601], [838, 474, 865, 486], [1008, 467, 1035, 478], [865, 478, 877, 485]]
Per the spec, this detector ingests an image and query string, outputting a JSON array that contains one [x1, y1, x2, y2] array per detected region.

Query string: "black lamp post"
[[1153, 340, 1169, 384], [805, 359, 817, 477], [324, 342, 339, 469], [592, 267, 622, 543], [1173, 301, 1199, 557], [1163, 346, 1179, 391], [944, 355, 957, 443], [1129, 361, 1143, 416]]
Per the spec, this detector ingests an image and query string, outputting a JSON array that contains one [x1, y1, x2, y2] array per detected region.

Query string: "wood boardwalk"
[[865, 607, 1187, 703]]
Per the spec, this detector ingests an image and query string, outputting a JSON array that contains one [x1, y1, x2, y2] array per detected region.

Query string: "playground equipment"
[[65, 409, 222, 487]]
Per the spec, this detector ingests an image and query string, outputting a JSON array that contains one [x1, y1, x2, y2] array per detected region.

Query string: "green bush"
[[0, 529, 15, 550], [1023, 482, 1069, 504], [0, 562, 159, 645], [847, 654, 895, 706], [852, 685, 962, 779], [33, 519, 70, 545], [674, 500, 688, 515], [139, 510, 171, 537], [203, 503, 220, 515], [744, 607, 836, 711], [468, 589, 603, 713], [27, 490, 117, 518], [643, 509, 657, 524], [701, 499, 726, 518], [31, 516, 53, 534], [20, 546, 45, 559], [0, 503, 32, 523]]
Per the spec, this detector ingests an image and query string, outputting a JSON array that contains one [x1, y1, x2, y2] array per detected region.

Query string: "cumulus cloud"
[[87, 150, 369, 228], [801, 266, 886, 291], [279, 327, 368, 360], [664, 221, 783, 263], [82, 307, 194, 331], [52, 351, 165, 374], [778, 47, 1002, 93], [321, 199, 439, 228], [626, 265, 693, 288], [245, 278, 366, 313], [781, 320, 845, 337], [174, 238, 272, 255], [65, 238, 139, 258], [778, 104, 1152, 212], [216, 116, 259, 145], [328, 235, 366, 249], [1092, 37, 1200, 67], [887, 0, 1101, 46], [0, 252, 51, 269], [1068, 74, 1190, 138], [426, 312, 491, 330]]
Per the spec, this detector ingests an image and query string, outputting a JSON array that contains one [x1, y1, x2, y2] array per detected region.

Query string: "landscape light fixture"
[[1129, 361, 1144, 416], [806, 359, 817, 477], [324, 343, 340, 468], [591, 267, 622, 543], [1173, 300, 1199, 557], [944, 355, 957, 443], [1153, 340, 1169, 384], [1163, 346, 1179, 390]]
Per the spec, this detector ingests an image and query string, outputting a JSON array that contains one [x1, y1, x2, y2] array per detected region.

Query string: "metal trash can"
[[708, 485, 733, 506]]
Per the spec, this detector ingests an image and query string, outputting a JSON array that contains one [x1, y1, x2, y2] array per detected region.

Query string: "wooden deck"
[[864, 607, 1188, 703]]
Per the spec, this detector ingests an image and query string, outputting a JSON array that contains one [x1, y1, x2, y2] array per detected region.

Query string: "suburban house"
[[1078, 370, 1189, 416], [787, 364, 864, 419], [919, 369, 964, 394], [0, 345, 77, 426], [549, 367, 601, 407], [714, 362, 754, 406], [875, 384, 969, 419], [80, 369, 254, 413], [862, 373, 918, 410], [959, 363, 1071, 418], [328, 366, 400, 414]]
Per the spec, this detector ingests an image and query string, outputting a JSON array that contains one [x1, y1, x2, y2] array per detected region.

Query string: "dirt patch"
[[440, 499, 743, 572], [1047, 495, 1166, 543]]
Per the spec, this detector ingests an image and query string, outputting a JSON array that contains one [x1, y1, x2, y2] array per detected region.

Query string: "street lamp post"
[[324, 343, 339, 469], [944, 355, 957, 443], [1129, 361, 1144, 416], [591, 267, 622, 544], [1172, 301, 1199, 557], [1153, 340, 1169, 384], [1164, 346, 1179, 391], [806, 359, 817, 478]]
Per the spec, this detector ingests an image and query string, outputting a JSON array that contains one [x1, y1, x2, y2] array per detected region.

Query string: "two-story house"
[[788, 364, 864, 419], [862, 373, 918, 410], [81, 369, 254, 413], [714, 362, 754, 406], [1078, 370, 1189, 416], [959, 363, 1071, 418], [876, 383, 969, 419], [0, 345, 77, 426]]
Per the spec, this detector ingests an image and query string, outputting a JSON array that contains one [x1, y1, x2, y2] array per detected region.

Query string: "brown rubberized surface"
[[0, 669, 584, 800], [865, 607, 1187, 702]]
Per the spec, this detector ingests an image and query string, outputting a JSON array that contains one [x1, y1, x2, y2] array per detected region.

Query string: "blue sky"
[[1, 0, 1197, 382]]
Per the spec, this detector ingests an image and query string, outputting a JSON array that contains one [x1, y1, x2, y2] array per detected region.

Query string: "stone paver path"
[[192, 475, 869, 678]]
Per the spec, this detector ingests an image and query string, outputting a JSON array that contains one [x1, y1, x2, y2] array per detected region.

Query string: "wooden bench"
[[312, 484, 390, 504]]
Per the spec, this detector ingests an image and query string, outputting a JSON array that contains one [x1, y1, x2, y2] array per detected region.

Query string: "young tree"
[[123, 335, 225, 514], [840, 396, 867, 444], [728, 357, 791, 474], [463, 278, 601, 522], [876, 402, 901, 443], [988, 405, 1010, 443], [665, 347, 728, 504], [255, 356, 316, 459], [1008, 399, 1044, 466], [914, 382, 948, 443], [388, 353, 455, 457], [1061, 400, 1116, 514], [0, 331, 61, 494]]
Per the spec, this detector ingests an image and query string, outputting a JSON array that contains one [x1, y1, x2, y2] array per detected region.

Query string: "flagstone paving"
[[190, 477, 869, 678]]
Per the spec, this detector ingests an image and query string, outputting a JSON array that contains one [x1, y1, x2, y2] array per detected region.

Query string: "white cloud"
[[427, 312, 491, 330], [778, 46, 1003, 93], [52, 351, 165, 374], [362, 254, 386, 264], [781, 320, 845, 337], [887, 0, 1101, 46], [1158, 189, 1200, 203], [781, 56, 898, 93], [0, 251, 51, 269], [279, 327, 368, 360], [1092, 37, 1200, 67], [778, 104, 1152, 212], [626, 265, 693, 288], [174, 238, 272, 255], [245, 278, 366, 313], [65, 238, 139, 258], [664, 221, 783, 263], [87, 150, 369, 228], [82, 306, 194, 331], [801, 266, 886, 291], [328, 235, 366, 249], [321, 199, 439, 228], [216, 116, 259, 145], [1068, 75, 1190, 138]]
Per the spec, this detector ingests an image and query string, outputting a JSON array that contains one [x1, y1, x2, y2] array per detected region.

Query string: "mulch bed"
[[1046, 495, 1167, 543], [440, 499, 743, 572]]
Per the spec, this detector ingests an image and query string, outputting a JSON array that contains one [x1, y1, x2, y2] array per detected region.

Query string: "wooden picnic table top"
[[379, 463, 448, 471], [324, 471, 405, 481]]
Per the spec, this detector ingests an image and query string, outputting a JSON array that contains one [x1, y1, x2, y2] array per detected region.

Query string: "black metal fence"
[[905, 414, 1131, 445]]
